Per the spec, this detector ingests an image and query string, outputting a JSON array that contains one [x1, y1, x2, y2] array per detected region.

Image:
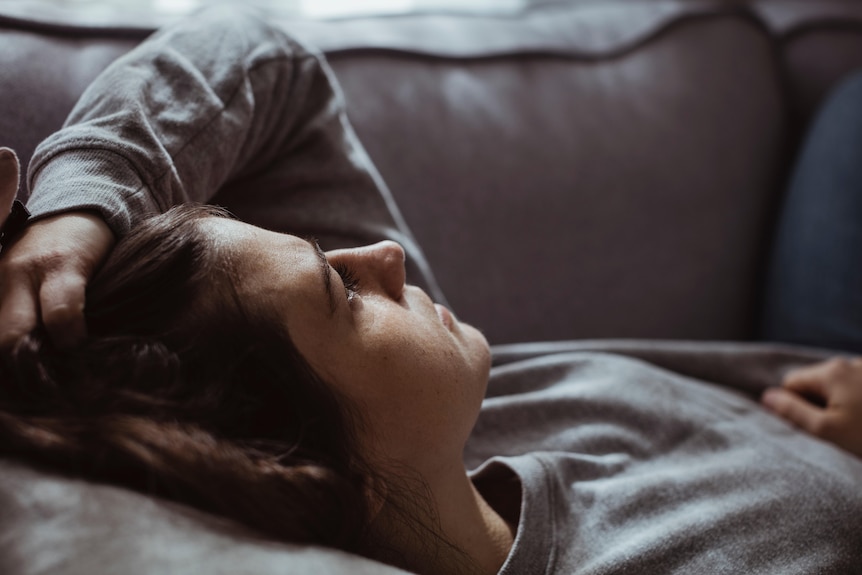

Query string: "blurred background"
[[0, 0, 564, 24]]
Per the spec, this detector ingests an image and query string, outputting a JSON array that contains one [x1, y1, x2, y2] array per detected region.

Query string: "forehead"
[[201, 217, 321, 304]]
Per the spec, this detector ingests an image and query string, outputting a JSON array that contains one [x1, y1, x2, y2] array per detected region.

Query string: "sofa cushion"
[[0, 459, 409, 575]]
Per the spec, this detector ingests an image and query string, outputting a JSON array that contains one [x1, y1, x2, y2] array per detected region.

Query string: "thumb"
[[0, 148, 20, 221]]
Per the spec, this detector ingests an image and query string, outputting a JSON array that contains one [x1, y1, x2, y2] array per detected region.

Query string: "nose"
[[326, 240, 406, 301]]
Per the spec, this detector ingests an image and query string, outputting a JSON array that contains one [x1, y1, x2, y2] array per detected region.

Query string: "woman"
[[0, 201, 500, 573], [0, 6, 861, 574]]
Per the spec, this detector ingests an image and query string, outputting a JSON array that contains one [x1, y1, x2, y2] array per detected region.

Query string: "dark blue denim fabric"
[[761, 70, 862, 353]]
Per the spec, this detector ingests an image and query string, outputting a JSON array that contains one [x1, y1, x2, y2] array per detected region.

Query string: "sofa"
[[1, 1, 860, 573]]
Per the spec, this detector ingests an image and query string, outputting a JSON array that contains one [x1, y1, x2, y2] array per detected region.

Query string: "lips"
[[434, 303, 454, 330]]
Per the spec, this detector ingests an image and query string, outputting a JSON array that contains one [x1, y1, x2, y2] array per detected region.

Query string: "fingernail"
[[761, 387, 781, 408]]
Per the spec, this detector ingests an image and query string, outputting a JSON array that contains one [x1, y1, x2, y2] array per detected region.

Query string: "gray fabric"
[[2, 343, 859, 574], [467, 348, 862, 574], [23, 5, 443, 302], [489, 339, 837, 392]]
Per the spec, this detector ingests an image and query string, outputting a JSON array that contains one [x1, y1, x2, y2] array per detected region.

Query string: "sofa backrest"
[[296, 4, 787, 344], [1, 1, 862, 344], [754, 0, 862, 131]]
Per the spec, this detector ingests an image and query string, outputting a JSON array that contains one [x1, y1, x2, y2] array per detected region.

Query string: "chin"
[[464, 323, 492, 373]]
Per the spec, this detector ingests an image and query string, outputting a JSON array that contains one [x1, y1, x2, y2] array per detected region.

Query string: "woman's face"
[[204, 218, 491, 474]]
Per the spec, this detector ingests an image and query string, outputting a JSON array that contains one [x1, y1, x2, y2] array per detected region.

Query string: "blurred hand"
[[762, 357, 862, 459]]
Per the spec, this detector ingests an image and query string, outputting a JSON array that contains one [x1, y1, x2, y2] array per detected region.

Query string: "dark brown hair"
[[0, 205, 377, 552]]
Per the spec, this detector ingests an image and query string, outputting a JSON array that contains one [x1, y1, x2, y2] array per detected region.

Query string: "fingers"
[[0, 278, 38, 348], [762, 387, 831, 438], [764, 357, 862, 459], [784, 357, 861, 397], [39, 271, 88, 349], [0, 211, 115, 350], [782, 362, 833, 404], [0, 148, 19, 218], [0, 259, 89, 350]]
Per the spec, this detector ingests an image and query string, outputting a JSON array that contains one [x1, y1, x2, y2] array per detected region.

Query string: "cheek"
[[338, 335, 458, 403], [298, 310, 490, 462], [335, 339, 473, 439]]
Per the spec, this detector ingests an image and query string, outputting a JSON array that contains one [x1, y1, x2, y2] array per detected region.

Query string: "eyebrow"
[[305, 237, 336, 317]]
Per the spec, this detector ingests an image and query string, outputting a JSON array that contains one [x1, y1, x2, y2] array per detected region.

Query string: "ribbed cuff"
[[26, 148, 159, 237]]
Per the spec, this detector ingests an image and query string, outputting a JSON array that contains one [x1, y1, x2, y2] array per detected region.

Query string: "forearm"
[[25, 6, 329, 237]]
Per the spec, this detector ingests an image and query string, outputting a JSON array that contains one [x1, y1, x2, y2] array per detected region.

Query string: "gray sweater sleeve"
[[27, 7, 322, 235], [23, 8, 418, 250]]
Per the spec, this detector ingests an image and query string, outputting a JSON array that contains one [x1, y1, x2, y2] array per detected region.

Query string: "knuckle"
[[1, 312, 33, 333], [825, 357, 851, 376], [0, 254, 31, 277], [33, 249, 70, 270], [781, 369, 803, 387], [809, 416, 837, 440], [807, 418, 827, 437], [2, 248, 68, 278], [0, 324, 26, 343], [0, 316, 33, 348], [43, 302, 83, 327]]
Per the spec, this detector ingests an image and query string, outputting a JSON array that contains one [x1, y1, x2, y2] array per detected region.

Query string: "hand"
[[761, 357, 862, 459], [0, 212, 115, 349]]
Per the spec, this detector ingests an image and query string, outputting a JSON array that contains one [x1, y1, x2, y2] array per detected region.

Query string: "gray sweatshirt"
[[25, 7, 862, 574], [469, 349, 862, 574]]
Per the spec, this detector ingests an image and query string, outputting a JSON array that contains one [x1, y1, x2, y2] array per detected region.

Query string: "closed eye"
[[333, 262, 360, 303]]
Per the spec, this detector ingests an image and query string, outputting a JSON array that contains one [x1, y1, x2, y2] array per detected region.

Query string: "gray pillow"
[[0, 459, 409, 575]]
